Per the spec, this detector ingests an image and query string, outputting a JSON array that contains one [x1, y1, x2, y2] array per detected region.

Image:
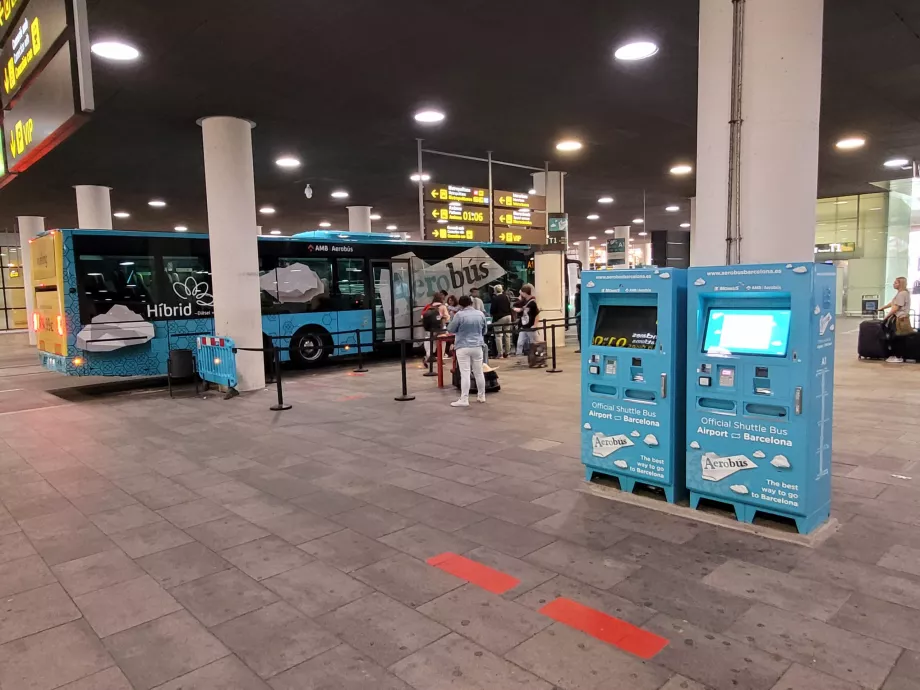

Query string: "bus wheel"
[[290, 326, 332, 368]]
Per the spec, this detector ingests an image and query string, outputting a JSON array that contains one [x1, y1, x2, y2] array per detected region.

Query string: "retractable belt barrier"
[[195, 336, 238, 390]]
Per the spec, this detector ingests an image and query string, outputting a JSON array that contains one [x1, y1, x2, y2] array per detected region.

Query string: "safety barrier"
[[195, 336, 239, 394]]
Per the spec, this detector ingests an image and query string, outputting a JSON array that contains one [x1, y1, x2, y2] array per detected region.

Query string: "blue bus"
[[30, 229, 535, 377]]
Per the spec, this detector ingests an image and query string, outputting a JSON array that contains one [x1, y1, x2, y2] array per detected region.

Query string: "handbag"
[[896, 315, 915, 336]]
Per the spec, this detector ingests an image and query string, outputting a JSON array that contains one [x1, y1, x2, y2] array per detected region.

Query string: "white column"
[[531, 171, 565, 213], [17, 216, 43, 345], [200, 116, 265, 392], [577, 241, 590, 271], [694, 0, 823, 266], [347, 206, 372, 233], [534, 250, 566, 348], [74, 186, 113, 229]]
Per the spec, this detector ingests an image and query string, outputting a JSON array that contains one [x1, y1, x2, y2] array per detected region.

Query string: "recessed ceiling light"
[[680, 223, 691, 228], [604, 229, 615, 234], [638, 230, 648, 237], [670, 164, 693, 175], [528, 188, 537, 195], [259, 206, 276, 215], [269, 229, 282, 235], [410, 173, 431, 182], [331, 190, 349, 199], [119, 261, 134, 266], [113, 211, 130, 219], [614, 41, 659, 61], [884, 158, 910, 168], [437, 219, 448, 224], [370, 213, 382, 221], [834, 201, 848, 205], [632, 218, 644, 224], [148, 200, 166, 208], [598, 196, 614, 204], [319, 221, 331, 228], [275, 156, 301, 168], [870, 207, 882, 211], [555, 139, 583, 152], [587, 214, 600, 220], [665, 205, 680, 212], [835, 137, 865, 150], [414, 109, 445, 124], [174, 226, 188, 232], [91, 41, 140, 61], [386, 224, 398, 231], [588, 235, 597, 240]]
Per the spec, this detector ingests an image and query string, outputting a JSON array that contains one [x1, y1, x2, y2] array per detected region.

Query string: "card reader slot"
[[588, 384, 617, 398], [624, 389, 656, 403], [745, 403, 787, 419], [698, 397, 736, 413]]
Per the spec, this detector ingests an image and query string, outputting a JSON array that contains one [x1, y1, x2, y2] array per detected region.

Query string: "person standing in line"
[[574, 283, 582, 353], [448, 295, 487, 407], [882, 276, 915, 363], [490, 284, 513, 359], [421, 291, 449, 365], [514, 283, 540, 357], [470, 287, 485, 313]]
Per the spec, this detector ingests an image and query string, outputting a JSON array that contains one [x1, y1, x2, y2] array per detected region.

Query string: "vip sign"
[[591, 432, 634, 458], [701, 452, 758, 482]]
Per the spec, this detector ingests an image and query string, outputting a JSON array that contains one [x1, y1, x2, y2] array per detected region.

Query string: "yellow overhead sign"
[[426, 184, 490, 206], [426, 202, 488, 225]]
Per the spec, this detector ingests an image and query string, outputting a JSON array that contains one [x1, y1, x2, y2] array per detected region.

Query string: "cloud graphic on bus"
[[172, 277, 213, 307], [76, 305, 155, 353]]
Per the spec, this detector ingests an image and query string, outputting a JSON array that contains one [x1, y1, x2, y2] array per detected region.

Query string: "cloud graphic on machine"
[[730, 485, 749, 495], [630, 431, 640, 438], [814, 305, 821, 315], [172, 277, 213, 307], [584, 423, 592, 430], [659, 272, 671, 280], [260, 263, 326, 303], [613, 460, 628, 469], [694, 278, 706, 286], [792, 266, 808, 274], [689, 440, 701, 449], [771, 455, 791, 469], [752, 450, 766, 459], [76, 305, 155, 352], [643, 434, 659, 447], [586, 281, 596, 288]]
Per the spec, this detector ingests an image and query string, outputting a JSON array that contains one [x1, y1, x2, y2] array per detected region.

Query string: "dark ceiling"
[[1, 0, 919, 242]]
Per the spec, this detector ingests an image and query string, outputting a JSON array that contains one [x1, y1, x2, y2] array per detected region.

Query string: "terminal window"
[[702, 308, 792, 357], [592, 305, 658, 349]]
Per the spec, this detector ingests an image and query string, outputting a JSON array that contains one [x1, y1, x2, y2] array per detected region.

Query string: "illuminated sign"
[[494, 207, 547, 228], [429, 224, 491, 243], [494, 190, 546, 211], [5, 42, 83, 173], [426, 184, 490, 206], [547, 213, 568, 245], [496, 227, 546, 245], [814, 242, 855, 254], [426, 201, 488, 225], [1, 0, 69, 108], [0, 0, 23, 44]]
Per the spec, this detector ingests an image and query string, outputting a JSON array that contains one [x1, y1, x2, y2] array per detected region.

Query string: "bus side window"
[[277, 258, 332, 313], [336, 259, 366, 310]]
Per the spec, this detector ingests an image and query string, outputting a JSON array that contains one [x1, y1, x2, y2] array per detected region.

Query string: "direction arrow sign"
[[426, 184, 490, 206], [493, 208, 547, 228], [426, 201, 488, 225], [427, 224, 491, 243], [494, 190, 546, 211]]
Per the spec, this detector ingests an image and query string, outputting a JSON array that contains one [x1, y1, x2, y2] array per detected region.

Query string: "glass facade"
[[0, 246, 27, 330]]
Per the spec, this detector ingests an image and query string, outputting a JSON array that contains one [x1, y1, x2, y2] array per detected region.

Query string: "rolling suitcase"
[[902, 332, 920, 363], [451, 366, 501, 393], [528, 342, 547, 368], [858, 320, 888, 360]]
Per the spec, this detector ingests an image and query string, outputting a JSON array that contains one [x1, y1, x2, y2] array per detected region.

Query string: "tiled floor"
[[0, 323, 918, 689]]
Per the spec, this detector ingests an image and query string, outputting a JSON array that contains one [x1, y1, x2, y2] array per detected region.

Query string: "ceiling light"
[[437, 219, 448, 224], [614, 41, 659, 61], [275, 156, 301, 168], [665, 205, 680, 212], [555, 139, 583, 152], [884, 158, 910, 168], [414, 109, 445, 124], [259, 206, 276, 215], [331, 190, 349, 199], [528, 188, 537, 195], [680, 223, 691, 228], [403, 233, 410, 240], [91, 41, 140, 61], [638, 231, 648, 237], [269, 229, 282, 235], [386, 224, 398, 231], [119, 261, 134, 266], [870, 207, 882, 211], [834, 201, 848, 205], [632, 218, 644, 224], [148, 200, 166, 208], [604, 229, 615, 235], [113, 211, 130, 219], [588, 236, 597, 240], [670, 164, 693, 175], [370, 214, 382, 221], [835, 137, 865, 150], [598, 196, 614, 204], [587, 214, 600, 220], [319, 221, 331, 228], [410, 173, 431, 182], [174, 225, 188, 232]]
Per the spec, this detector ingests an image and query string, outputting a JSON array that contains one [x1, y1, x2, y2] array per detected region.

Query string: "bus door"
[[371, 259, 413, 343]]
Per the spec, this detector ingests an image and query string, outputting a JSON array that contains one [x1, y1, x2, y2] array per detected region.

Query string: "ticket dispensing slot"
[[753, 366, 772, 396]]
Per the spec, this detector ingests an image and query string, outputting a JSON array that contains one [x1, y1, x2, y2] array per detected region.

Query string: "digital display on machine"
[[592, 305, 657, 349], [702, 308, 792, 357]]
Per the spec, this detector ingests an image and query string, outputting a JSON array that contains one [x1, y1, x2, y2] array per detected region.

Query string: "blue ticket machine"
[[685, 263, 836, 534], [581, 268, 687, 503]]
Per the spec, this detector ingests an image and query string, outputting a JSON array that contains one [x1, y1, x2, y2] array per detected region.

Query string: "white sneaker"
[[477, 396, 486, 403], [451, 400, 470, 408], [886, 356, 904, 363]]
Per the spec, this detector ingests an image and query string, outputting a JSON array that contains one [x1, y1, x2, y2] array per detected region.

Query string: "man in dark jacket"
[[490, 285, 513, 358]]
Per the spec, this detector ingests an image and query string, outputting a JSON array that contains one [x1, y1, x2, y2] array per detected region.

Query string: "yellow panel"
[[34, 289, 66, 356], [30, 232, 59, 283], [29, 232, 66, 356]]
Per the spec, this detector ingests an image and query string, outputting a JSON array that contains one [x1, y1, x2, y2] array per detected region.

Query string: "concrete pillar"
[[17, 216, 43, 345], [577, 241, 590, 271], [534, 250, 566, 348], [347, 206, 372, 233], [74, 186, 113, 229], [200, 116, 265, 392], [531, 171, 565, 213], [693, 0, 823, 266]]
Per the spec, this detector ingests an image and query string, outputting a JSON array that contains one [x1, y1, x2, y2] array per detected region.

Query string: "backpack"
[[422, 302, 444, 331]]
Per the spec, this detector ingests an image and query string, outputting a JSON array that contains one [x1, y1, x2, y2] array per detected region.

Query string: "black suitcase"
[[528, 342, 548, 368], [858, 320, 888, 360], [451, 366, 501, 393], [901, 332, 920, 362]]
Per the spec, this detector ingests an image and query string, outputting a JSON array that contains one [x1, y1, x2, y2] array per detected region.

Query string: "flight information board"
[[1, 0, 69, 108], [426, 201, 488, 225], [426, 184, 490, 206], [495, 190, 546, 211]]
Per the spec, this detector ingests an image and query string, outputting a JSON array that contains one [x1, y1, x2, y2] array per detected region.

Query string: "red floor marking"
[[540, 598, 669, 659], [427, 553, 520, 594]]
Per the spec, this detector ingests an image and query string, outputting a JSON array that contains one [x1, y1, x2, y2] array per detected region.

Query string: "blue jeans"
[[516, 329, 538, 356]]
